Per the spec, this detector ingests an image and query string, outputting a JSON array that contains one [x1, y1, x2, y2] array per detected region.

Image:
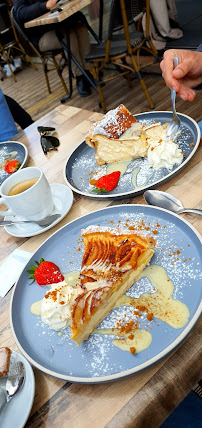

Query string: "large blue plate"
[[64, 111, 200, 199], [10, 205, 202, 383], [0, 141, 28, 186]]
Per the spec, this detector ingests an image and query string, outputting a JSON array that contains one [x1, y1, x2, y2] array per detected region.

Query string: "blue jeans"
[[0, 89, 18, 142]]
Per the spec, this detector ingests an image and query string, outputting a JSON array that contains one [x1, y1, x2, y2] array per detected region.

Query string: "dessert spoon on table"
[[0, 213, 61, 227], [144, 190, 202, 216], [166, 56, 181, 141]]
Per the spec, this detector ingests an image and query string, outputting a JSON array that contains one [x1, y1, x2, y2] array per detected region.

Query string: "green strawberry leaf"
[[92, 187, 108, 194], [27, 258, 45, 284], [15, 162, 21, 171]]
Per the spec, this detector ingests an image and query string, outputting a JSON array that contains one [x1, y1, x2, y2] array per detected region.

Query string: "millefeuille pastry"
[[71, 226, 155, 345], [86, 104, 147, 165]]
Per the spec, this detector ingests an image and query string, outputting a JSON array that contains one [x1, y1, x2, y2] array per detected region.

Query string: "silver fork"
[[0, 362, 25, 411], [0, 213, 61, 227], [166, 57, 181, 141]]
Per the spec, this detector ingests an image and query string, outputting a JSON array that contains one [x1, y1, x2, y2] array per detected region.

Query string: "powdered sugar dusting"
[[90, 104, 137, 139], [68, 115, 199, 197], [23, 206, 201, 380]]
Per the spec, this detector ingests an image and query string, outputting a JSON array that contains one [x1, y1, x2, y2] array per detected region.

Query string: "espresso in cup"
[[0, 167, 54, 221], [8, 177, 39, 196]]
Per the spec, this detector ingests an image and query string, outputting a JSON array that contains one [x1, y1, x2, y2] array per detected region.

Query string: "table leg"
[[57, 21, 98, 102], [56, 30, 73, 102]]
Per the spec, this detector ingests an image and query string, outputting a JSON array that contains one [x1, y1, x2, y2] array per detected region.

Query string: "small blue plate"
[[64, 111, 200, 199], [10, 205, 202, 383], [0, 141, 28, 186], [0, 350, 35, 428]]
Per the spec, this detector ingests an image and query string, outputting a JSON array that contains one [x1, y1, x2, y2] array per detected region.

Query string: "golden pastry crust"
[[0, 347, 11, 376], [71, 226, 155, 345], [86, 104, 138, 144]]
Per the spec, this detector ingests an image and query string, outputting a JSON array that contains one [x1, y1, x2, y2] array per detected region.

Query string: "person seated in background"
[[0, 89, 33, 142], [0, 89, 18, 142], [4, 94, 33, 129], [13, 0, 93, 97], [160, 47, 202, 101]]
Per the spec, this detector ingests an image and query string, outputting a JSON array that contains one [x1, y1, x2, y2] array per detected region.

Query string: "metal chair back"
[[0, 3, 16, 46]]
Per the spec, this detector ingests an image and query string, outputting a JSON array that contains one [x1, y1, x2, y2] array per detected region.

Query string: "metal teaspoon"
[[144, 190, 202, 216]]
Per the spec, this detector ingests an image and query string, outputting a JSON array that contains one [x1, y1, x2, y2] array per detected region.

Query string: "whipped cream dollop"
[[147, 141, 183, 169], [144, 123, 183, 169], [41, 280, 82, 331]]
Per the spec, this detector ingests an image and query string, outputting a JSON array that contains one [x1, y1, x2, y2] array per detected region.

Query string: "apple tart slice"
[[71, 226, 155, 345]]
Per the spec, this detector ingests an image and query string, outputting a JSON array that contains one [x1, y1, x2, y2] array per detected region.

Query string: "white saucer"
[[0, 350, 35, 428], [4, 183, 73, 238]]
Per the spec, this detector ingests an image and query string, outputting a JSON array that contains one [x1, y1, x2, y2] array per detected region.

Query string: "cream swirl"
[[41, 281, 83, 331]]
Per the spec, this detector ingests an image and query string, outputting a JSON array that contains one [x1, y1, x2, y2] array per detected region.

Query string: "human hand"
[[160, 49, 202, 101], [46, 0, 58, 9]]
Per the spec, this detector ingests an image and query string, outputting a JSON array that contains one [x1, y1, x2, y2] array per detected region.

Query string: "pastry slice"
[[71, 226, 155, 345], [86, 104, 147, 165], [0, 347, 11, 376]]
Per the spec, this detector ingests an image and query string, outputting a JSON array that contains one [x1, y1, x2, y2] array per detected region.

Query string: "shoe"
[[76, 75, 91, 97]]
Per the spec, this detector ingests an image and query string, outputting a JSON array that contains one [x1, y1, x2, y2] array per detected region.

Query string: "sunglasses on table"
[[37, 126, 60, 154]]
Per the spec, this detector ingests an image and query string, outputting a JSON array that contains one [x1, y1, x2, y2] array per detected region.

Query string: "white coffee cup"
[[0, 167, 54, 220]]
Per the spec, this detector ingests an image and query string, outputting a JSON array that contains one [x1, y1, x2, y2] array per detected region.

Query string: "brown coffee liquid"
[[8, 177, 39, 196]]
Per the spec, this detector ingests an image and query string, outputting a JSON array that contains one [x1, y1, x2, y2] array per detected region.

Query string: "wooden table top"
[[0, 105, 201, 428], [24, 0, 92, 28]]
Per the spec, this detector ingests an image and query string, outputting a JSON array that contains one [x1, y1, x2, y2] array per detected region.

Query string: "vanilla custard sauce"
[[116, 265, 190, 329], [106, 160, 131, 176], [30, 299, 42, 316]]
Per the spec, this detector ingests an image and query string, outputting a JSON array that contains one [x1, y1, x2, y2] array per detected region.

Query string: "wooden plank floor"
[[1, 61, 202, 124]]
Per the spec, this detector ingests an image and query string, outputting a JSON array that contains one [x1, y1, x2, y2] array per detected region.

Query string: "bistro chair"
[[10, 7, 69, 96], [0, 2, 37, 82], [85, 0, 159, 112]]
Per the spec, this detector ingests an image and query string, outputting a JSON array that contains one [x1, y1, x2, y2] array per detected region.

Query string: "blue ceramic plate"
[[0, 350, 35, 428], [10, 205, 202, 383], [64, 112, 200, 199], [0, 141, 28, 186]]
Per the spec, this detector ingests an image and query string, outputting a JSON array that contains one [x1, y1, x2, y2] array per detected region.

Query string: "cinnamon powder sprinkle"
[[146, 313, 153, 321], [128, 333, 134, 340], [90, 179, 97, 185], [136, 305, 146, 312]]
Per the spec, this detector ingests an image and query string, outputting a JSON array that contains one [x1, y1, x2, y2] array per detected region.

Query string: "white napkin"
[[0, 249, 33, 297]]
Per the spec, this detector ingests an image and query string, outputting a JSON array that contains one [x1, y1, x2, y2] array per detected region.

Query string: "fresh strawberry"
[[92, 171, 121, 193], [27, 258, 64, 285], [4, 160, 21, 174]]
